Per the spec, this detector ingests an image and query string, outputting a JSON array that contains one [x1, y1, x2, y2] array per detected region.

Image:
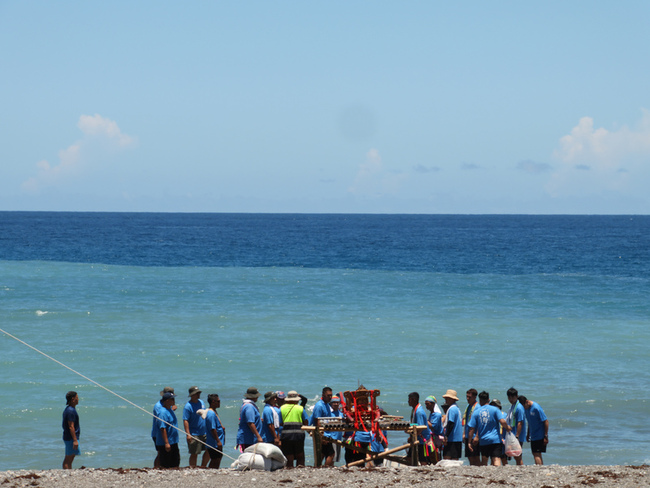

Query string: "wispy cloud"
[[517, 159, 552, 174], [21, 114, 136, 194], [413, 164, 441, 174], [461, 162, 481, 170]]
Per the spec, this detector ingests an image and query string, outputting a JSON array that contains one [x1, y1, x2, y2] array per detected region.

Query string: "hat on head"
[[285, 390, 301, 403], [160, 386, 174, 396], [162, 392, 176, 402], [330, 396, 340, 402], [188, 386, 202, 397], [490, 398, 502, 408], [442, 389, 459, 401], [245, 387, 260, 400], [425, 395, 437, 404], [264, 391, 277, 403], [276, 391, 286, 400]]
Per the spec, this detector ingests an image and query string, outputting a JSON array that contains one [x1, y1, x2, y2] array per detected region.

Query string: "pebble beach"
[[2, 465, 648, 488]]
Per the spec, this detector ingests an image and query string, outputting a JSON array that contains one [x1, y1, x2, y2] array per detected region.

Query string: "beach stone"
[[0, 465, 648, 488]]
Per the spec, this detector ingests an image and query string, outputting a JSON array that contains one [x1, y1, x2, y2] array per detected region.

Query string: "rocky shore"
[[2, 465, 648, 488]]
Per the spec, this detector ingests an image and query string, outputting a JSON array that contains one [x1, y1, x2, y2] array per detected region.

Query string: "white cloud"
[[554, 110, 650, 170], [348, 149, 407, 196], [78, 114, 135, 147], [21, 115, 136, 194], [547, 110, 650, 198]]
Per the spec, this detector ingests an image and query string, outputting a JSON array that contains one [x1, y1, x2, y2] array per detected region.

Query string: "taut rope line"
[[0, 327, 235, 462]]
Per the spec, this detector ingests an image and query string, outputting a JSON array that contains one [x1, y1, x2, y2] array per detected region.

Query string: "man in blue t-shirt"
[[236, 387, 264, 449], [205, 393, 226, 469], [520, 395, 549, 465], [310, 386, 334, 466], [183, 386, 208, 467], [408, 392, 430, 465], [442, 389, 463, 460], [506, 387, 526, 465], [467, 391, 510, 466], [261, 391, 281, 445], [425, 396, 443, 464], [152, 386, 176, 467], [62, 391, 80, 469], [325, 396, 345, 464], [155, 392, 181, 468]]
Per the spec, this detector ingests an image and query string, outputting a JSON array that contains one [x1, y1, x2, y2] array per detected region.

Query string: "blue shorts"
[[64, 439, 80, 456]]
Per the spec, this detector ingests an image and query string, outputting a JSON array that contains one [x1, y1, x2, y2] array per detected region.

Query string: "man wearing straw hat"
[[442, 389, 463, 460]]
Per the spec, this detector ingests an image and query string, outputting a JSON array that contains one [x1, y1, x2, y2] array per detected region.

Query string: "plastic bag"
[[504, 431, 522, 457]]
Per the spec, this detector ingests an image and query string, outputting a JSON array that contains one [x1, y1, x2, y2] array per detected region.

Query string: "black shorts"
[[480, 443, 503, 459], [465, 439, 479, 458], [443, 441, 462, 459], [208, 446, 223, 460], [322, 441, 335, 458], [531, 439, 547, 453], [159, 443, 180, 468], [281, 438, 305, 458], [344, 441, 370, 464]]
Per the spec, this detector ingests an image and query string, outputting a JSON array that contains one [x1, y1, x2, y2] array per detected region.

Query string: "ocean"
[[1, 212, 649, 469]]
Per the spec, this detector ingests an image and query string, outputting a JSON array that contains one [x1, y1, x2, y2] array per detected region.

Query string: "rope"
[[0, 327, 237, 462]]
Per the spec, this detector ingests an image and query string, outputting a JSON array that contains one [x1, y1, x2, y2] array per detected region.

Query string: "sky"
[[1, 1, 649, 214]]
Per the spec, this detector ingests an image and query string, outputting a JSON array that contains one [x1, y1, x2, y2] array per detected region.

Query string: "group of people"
[[407, 388, 549, 467], [62, 385, 549, 469], [151, 386, 225, 469]]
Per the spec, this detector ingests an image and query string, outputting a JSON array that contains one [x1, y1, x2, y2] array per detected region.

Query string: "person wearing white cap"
[[280, 390, 309, 467]]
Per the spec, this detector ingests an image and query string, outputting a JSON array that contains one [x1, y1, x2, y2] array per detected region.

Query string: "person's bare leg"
[[534, 452, 543, 465], [63, 454, 75, 469], [201, 450, 210, 467], [189, 453, 198, 467]]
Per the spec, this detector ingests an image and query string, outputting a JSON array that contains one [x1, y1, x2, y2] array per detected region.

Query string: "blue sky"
[[1, 1, 649, 214]]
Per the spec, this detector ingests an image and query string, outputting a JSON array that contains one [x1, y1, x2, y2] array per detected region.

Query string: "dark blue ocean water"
[[1, 212, 649, 469], [2, 212, 649, 276]]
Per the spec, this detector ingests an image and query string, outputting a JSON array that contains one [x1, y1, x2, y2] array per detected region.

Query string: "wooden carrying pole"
[[304, 424, 425, 467], [345, 441, 416, 467]]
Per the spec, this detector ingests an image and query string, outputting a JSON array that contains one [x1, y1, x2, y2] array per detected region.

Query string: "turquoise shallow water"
[[2, 259, 649, 469]]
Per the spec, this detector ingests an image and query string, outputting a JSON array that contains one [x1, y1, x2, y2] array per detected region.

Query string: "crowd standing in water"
[[62, 385, 549, 469]]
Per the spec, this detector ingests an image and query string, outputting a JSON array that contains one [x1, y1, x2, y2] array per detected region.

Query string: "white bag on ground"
[[245, 442, 287, 465], [230, 442, 287, 471], [504, 431, 522, 457], [436, 459, 464, 467], [230, 452, 269, 471]]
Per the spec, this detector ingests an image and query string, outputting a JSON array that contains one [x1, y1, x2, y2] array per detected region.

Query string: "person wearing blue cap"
[[155, 391, 180, 468]]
